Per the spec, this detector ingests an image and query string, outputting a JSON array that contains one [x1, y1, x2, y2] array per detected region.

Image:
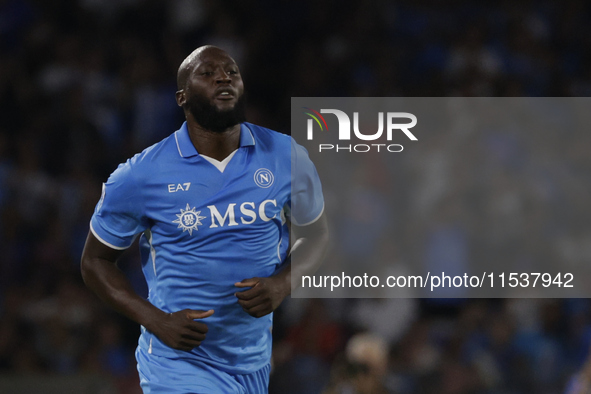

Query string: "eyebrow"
[[195, 60, 237, 68]]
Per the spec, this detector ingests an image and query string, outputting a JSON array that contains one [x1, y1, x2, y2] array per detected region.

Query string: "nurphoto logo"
[[303, 108, 417, 153]]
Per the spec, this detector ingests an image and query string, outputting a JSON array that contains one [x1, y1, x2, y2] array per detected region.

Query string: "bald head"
[[177, 45, 235, 90], [174, 45, 245, 132]]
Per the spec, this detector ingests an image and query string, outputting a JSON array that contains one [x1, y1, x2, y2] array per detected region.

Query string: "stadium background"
[[1, 0, 591, 393]]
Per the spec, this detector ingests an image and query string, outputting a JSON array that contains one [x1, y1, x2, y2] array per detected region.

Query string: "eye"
[[227, 69, 238, 75], [201, 71, 213, 76]]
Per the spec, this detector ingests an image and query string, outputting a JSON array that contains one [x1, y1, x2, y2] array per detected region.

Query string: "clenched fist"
[[148, 309, 214, 351]]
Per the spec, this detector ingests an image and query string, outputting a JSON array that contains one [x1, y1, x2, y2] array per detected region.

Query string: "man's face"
[[179, 48, 246, 132]]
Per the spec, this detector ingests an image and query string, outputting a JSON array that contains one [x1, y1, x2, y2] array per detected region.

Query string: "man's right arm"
[[81, 231, 213, 351]]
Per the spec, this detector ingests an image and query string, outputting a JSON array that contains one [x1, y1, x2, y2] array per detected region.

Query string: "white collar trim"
[[200, 150, 238, 173]]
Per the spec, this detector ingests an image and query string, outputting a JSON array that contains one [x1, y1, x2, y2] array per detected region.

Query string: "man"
[[81, 45, 328, 393]]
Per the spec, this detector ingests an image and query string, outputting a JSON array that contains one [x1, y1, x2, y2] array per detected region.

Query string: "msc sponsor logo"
[[173, 204, 206, 235], [303, 107, 417, 152], [173, 200, 278, 235]]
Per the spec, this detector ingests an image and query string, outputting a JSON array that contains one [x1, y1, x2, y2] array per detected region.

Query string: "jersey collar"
[[174, 122, 256, 158]]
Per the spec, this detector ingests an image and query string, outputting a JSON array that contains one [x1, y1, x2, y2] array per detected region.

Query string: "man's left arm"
[[234, 212, 329, 317]]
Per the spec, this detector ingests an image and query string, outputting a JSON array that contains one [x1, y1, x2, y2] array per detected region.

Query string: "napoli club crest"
[[254, 168, 274, 188]]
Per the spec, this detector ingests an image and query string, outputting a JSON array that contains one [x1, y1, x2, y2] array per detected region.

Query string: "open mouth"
[[217, 92, 234, 100], [215, 89, 235, 100]]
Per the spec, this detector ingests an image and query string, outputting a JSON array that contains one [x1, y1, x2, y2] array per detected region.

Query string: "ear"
[[175, 90, 186, 107]]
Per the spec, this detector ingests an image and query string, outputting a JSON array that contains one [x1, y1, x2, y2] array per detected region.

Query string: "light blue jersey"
[[90, 122, 323, 374]]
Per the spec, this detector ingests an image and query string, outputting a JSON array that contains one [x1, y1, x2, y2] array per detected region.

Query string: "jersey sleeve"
[[90, 159, 148, 249], [289, 138, 325, 226]]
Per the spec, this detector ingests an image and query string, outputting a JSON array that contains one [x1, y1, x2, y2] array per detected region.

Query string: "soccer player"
[[80, 45, 328, 393]]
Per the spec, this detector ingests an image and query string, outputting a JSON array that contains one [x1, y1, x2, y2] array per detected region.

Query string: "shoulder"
[[110, 132, 178, 183], [243, 122, 314, 165], [131, 132, 178, 167], [244, 122, 292, 151]]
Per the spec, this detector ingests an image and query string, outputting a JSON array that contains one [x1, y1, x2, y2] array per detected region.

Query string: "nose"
[[215, 68, 231, 84]]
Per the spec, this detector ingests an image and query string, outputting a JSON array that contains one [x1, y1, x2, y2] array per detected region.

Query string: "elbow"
[[80, 255, 92, 287], [321, 229, 330, 257], [80, 249, 100, 289], [323, 224, 330, 243], [319, 216, 330, 250]]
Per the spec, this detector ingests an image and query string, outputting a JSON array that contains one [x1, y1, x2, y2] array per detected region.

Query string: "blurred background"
[[1, 0, 591, 393]]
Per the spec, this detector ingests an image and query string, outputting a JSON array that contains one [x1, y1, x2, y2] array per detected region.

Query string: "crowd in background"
[[1, 0, 591, 393]]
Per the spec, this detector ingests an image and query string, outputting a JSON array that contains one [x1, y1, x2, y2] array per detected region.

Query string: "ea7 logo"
[[306, 109, 417, 141]]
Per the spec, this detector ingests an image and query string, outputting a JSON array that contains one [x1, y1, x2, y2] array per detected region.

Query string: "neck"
[[186, 120, 241, 161]]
